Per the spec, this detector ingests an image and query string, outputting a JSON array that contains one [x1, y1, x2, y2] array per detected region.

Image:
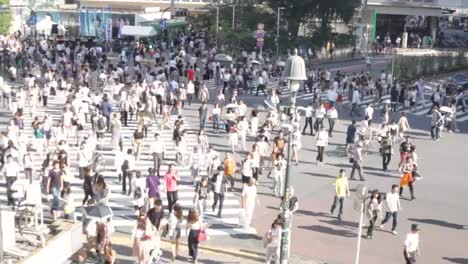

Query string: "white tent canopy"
[[120, 25, 157, 37]]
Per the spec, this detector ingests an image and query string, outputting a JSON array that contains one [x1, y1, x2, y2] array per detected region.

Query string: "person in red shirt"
[[164, 164, 181, 212], [187, 66, 196, 82]]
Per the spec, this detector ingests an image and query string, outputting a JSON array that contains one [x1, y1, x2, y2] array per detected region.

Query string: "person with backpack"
[[95, 111, 107, 148]]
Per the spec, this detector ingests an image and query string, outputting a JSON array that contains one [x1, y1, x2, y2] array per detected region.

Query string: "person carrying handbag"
[[186, 209, 205, 264], [264, 219, 282, 264]]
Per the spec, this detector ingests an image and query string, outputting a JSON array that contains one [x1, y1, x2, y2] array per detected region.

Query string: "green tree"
[[264, 0, 361, 42], [0, 0, 11, 35]]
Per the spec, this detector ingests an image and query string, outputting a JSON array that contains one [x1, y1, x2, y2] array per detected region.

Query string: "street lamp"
[[276, 7, 285, 59], [231, 4, 236, 30], [280, 48, 307, 264]]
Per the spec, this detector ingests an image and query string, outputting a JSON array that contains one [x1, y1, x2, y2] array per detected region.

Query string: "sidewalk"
[[107, 233, 326, 264]]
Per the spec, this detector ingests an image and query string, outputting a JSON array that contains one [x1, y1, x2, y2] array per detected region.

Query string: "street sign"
[[256, 23, 265, 48], [159, 19, 167, 30], [29, 15, 37, 27]]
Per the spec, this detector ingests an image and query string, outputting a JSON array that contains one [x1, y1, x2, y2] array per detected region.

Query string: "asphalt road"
[[188, 58, 468, 264]]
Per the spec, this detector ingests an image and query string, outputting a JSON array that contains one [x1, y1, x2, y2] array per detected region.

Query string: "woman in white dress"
[[291, 126, 302, 165], [197, 130, 209, 154], [228, 122, 239, 153], [177, 130, 188, 165], [110, 113, 122, 151], [241, 177, 257, 228], [250, 110, 259, 137]]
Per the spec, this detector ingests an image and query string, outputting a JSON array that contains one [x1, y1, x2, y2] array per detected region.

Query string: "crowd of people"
[[2, 24, 460, 263]]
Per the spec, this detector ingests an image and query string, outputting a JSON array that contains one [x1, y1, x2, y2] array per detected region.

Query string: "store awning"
[[120, 25, 157, 37]]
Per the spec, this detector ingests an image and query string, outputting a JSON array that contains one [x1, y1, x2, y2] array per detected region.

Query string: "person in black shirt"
[[399, 136, 413, 167], [147, 199, 165, 231], [346, 120, 357, 155]]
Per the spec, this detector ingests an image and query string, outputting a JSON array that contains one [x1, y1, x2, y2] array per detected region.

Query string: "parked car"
[[444, 73, 468, 95]]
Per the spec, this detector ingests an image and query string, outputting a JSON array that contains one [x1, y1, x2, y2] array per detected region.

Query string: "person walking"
[[430, 107, 443, 141], [327, 105, 338, 137], [2, 155, 21, 206], [223, 153, 236, 191], [132, 211, 153, 264], [403, 224, 421, 264], [168, 203, 183, 262], [198, 103, 208, 130], [314, 104, 326, 135], [149, 133, 164, 177], [380, 184, 401, 235], [164, 164, 181, 213], [381, 132, 393, 172], [350, 88, 361, 117], [264, 219, 283, 264], [186, 209, 203, 264], [315, 126, 328, 165], [398, 112, 411, 141], [350, 141, 365, 181], [122, 148, 136, 195], [330, 169, 350, 221], [365, 189, 382, 239], [146, 168, 160, 209], [46, 161, 63, 220], [211, 165, 228, 217], [272, 153, 286, 197], [241, 177, 257, 228], [399, 156, 416, 200], [302, 103, 314, 135], [193, 176, 211, 221]]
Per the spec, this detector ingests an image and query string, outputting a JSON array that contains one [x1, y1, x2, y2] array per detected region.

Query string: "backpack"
[[97, 118, 106, 131]]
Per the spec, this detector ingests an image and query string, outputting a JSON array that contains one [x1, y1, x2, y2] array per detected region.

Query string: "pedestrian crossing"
[[204, 79, 468, 122], [0, 86, 255, 237]]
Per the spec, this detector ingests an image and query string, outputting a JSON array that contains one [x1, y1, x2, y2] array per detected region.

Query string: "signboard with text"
[[256, 23, 265, 48]]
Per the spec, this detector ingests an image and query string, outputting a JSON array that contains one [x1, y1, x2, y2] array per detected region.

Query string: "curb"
[[110, 233, 266, 262]]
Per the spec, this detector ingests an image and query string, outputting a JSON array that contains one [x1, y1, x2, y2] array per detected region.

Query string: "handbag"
[[197, 228, 207, 242]]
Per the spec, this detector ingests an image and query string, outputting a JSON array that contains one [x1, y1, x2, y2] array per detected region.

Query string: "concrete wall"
[[19, 223, 82, 264]]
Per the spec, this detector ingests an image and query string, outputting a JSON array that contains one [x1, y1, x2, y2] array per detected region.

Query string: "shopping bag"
[[197, 228, 207, 242]]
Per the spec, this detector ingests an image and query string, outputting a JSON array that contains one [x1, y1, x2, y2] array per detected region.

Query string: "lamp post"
[[231, 4, 236, 30], [280, 48, 307, 264], [216, 6, 219, 48], [276, 7, 285, 59]]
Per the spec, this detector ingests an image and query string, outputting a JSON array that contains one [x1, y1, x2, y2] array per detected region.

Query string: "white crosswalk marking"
[[0, 87, 255, 236]]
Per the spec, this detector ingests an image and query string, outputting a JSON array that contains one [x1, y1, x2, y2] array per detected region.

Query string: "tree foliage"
[[0, 0, 11, 35], [264, 0, 361, 41]]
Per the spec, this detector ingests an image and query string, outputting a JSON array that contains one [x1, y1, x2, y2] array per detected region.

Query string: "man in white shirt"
[[380, 185, 401, 234], [238, 100, 247, 117], [404, 224, 420, 263], [150, 133, 164, 177], [2, 155, 21, 205], [365, 103, 374, 121], [350, 88, 361, 117], [314, 104, 326, 134], [327, 106, 338, 137], [327, 85, 338, 106], [302, 103, 314, 135]]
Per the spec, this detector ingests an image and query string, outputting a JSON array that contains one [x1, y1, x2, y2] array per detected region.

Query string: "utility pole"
[[276, 7, 285, 59], [231, 4, 236, 30], [216, 6, 219, 48], [170, 0, 175, 19], [279, 123, 293, 264]]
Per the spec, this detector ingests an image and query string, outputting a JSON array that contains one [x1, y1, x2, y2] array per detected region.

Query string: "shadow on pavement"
[[298, 225, 356, 238], [304, 172, 335, 179], [407, 218, 467, 230], [442, 257, 468, 264], [319, 219, 359, 229]]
